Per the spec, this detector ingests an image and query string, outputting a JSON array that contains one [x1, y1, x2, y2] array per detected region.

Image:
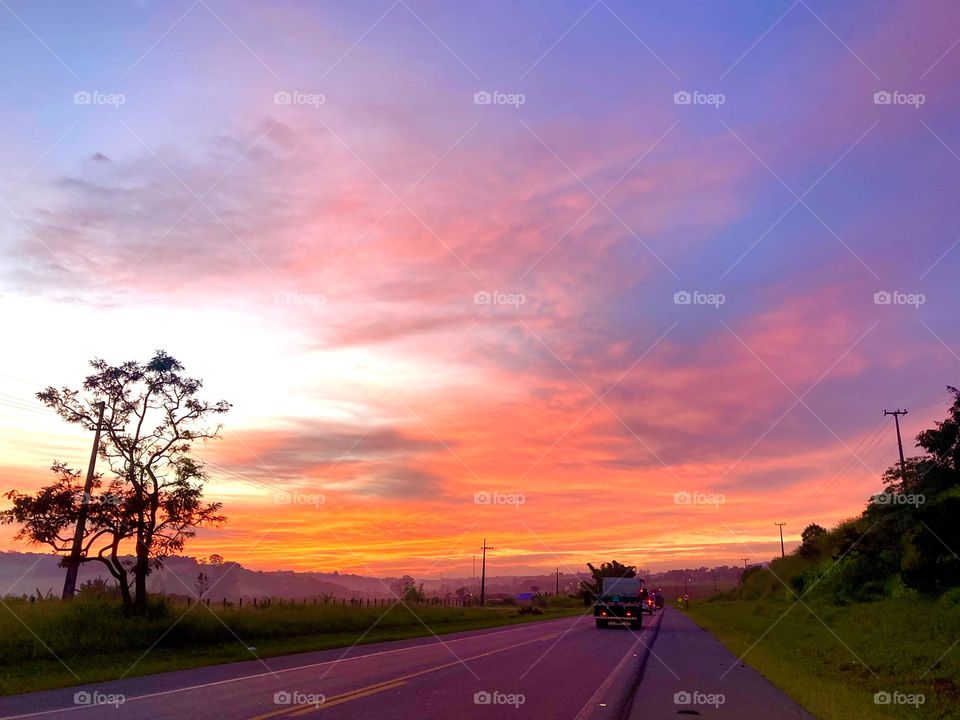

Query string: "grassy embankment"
[[686, 591, 960, 720], [0, 597, 586, 695]]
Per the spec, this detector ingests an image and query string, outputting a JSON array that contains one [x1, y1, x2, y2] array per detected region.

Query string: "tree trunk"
[[134, 540, 149, 613], [119, 574, 133, 610]]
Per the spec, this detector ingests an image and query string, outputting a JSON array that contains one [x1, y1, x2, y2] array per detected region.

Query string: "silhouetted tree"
[[196, 572, 211, 599], [2, 462, 135, 606], [799, 523, 828, 558], [582, 560, 637, 597], [4, 351, 229, 613]]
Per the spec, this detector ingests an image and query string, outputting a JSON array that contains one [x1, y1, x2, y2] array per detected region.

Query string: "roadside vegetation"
[[689, 595, 959, 720], [688, 387, 960, 720], [0, 595, 585, 695]]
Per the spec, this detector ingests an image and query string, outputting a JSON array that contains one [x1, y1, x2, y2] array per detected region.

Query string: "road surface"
[[0, 610, 813, 719]]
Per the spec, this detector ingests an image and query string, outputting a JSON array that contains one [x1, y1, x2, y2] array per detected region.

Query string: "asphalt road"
[[0, 609, 813, 719]]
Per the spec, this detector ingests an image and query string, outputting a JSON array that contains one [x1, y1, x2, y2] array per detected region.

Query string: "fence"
[[183, 596, 478, 610]]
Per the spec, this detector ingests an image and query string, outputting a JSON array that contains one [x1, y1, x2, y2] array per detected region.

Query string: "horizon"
[[2, 0, 959, 579]]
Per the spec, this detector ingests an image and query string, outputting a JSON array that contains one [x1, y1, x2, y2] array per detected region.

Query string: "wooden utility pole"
[[62, 402, 105, 600], [775, 522, 786, 558], [556, 568, 559, 596], [884, 409, 909, 478], [480, 539, 492, 605]]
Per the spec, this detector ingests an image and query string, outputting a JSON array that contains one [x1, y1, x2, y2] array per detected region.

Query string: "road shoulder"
[[627, 609, 815, 719]]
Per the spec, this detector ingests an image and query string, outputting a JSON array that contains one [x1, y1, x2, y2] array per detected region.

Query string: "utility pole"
[[480, 539, 492, 606], [556, 568, 559, 596], [884, 409, 909, 479], [62, 402, 105, 600], [775, 522, 786, 558], [739, 557, 749, 587]]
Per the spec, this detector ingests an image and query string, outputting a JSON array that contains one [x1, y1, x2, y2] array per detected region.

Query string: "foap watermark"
[[274, 690, 326, 709], [674, 90, 725, 108], [873, 91, 925, 109], [474, 90, 525, 108], [73, 691, 125, 709], [873, 290, 924, 308], [275, 492, 325, 508], [474, 690, 525, 708], [871, 492, 925, 507], [674, 491, 725, 508], [275, 291, 325, 307], [273, 90, 326, 108], [474, 290, 526, 308], [674, 290, 725, 308], [73, 90, 125, 108], [77, 492, 122, 506], [874, 690, 925, 708], [674, 690, 725, 708], [474, 491, 525, 508]]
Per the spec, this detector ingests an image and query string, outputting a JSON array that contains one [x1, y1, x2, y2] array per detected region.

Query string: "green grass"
[[0, 597, 586, 695], [686, 595, 960, 720]]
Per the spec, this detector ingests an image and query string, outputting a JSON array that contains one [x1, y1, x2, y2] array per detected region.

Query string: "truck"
[[593, 577, 644, 629]]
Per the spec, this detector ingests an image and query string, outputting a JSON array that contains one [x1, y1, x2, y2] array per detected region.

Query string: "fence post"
[[239, 598, 243, 609]]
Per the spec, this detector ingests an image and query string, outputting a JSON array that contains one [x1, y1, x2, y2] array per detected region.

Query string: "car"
[[641, 594, 655, 614]]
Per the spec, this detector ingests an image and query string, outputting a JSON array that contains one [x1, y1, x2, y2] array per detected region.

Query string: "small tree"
[[195, 572, 211, 599]]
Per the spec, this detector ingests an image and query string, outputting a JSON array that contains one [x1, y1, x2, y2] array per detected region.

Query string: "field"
[[686, 595, 960, 720], [0, 596, 585, 695]]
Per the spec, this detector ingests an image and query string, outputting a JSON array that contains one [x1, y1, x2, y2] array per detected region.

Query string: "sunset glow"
[[2, 0, 958, 577]]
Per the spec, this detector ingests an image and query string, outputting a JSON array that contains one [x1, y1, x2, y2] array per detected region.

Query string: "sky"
[[0, 0, 958, 578]]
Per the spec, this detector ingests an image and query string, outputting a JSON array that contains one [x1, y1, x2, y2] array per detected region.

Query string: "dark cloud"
[[212, 420, 454, 499]]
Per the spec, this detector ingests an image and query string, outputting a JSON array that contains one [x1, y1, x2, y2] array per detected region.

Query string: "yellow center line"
[[288, 681, 407, 715], [247, 628, 570, 719]]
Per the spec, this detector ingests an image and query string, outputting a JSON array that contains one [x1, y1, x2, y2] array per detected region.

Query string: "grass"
[[686, 594, 960, 720], [0, 597, 586, 695]]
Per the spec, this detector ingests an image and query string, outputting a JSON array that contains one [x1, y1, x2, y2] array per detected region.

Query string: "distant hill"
[[0, 551, 744, 601]]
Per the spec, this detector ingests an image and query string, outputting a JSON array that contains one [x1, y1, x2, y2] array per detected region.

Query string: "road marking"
[[0, 617, 584, 720], [248, 629, 573, 719], [246, 680, 408, 720], [289, 681, 406, 715], [572, 616, 659, 720]]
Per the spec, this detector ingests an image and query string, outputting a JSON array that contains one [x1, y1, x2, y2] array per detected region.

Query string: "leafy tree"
[[391, 575, 424, 602], [582, 560, 637, 597], [799, 523, 828, 558], [896, 388, 960, 592], [403, 583, 425, 603], [4, 351, 229, 613], [2, 462, 136, 606]]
